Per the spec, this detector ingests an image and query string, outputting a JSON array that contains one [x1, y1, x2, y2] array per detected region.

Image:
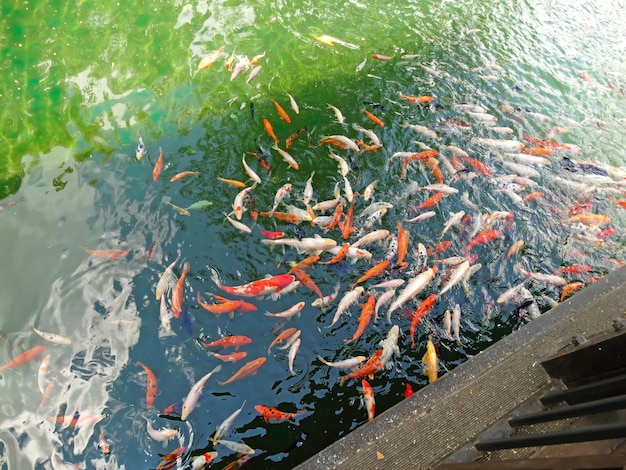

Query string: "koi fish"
[[465, 229, 503, 253], [156, 446, 185, 470], [270, 183, 292, 214], [422, 339, 438, 383], [286, 93, 299, 114], [404, 383, 414, 398], [80, 245, 129, 259], [272, 99, 291, 123], [242, 155, 262, 185], [231, 184, 256, 220], [259, 229, 285, 240], [265, 301, 305, 318], [263, 118, 279, 144], [185, 200, 213, 211], [566, 213, 611, 226], [507, 240, 525, 260], [320, 243, 350, 265], [272, 145, 299, 170], [32, 327, 71, 345], [215, 439, 255, 455], [225, 212, 252, 234], [400, 95, 435, 105], [212, 400, 247, 444], [439, 260, 470, 295], [319, 355, 367, 369], [311, 283, 341, 308], [291, 268, 324, 299], [364, 108, 384, 127], [152, 147, 163, 181], [267, 327, 298, 354], [197, 293, 257, 318], [320, 135, 360, 152], [170, 171, 198, 182], [190, 452, 219, 469], [171, 262, 189, 318], [410, 294, 437, 348], [345, 295, 375, 344], [219, 357, 266, 386], [259, 211, 301, 223], [156, 257, 178, 300], [203, 335, 252, 350], [371, 53, 393, 61], [329, 286, 364, 328], [98, 431, 111, 455], [255, 405, 304, 423], [145, 418, 178, 443], [165, 200, 191, 216], [408, 192, 444, 211], [37, 354, 51, 395], [362, 379, 375, 421], [198, 45, 225, 70], [328, 104, 345, 123], [561, 281, 584, 301], [339, 349, 383, 385], [181, 364, 222, 420], [246, 65, 261, 84], [554, 264, 592, 276], [136, 361, 158, 409], [350, 260, 390, 288], [288, 337, 300, 375], [218, 176, 247, 188], [286, 127, 306, 149], [38, 380, 55, 411], [0, 345, 46, 373], [261, 237, 337, 255], [136, 136, 146, 160], [386, 266, 438, 321]]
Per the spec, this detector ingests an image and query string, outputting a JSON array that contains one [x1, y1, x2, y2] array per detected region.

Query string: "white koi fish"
[[473, 137, 523, 153], [440, 210, 465, 238], [242, 154, 262, 184], [159, 295, 175, 338], [420, 183, 458, 194], [352, 124, 380, 146], [327, 245, 372, 263], [318, 355, 366, 369], [443, 310, 452, 339], [328, 104, 345, 123], [352, 229, 390, 248], [261, 236, 337, 255], [516, 266, 567, 286], [439, 260, 470, 295], [328, 286, 364, 328], [145, 418, 178, 443], [386, 266, 438, 321], [287, 93, 299, 114], [271, 280, 300, 300], [245, 65, 262, 84], [363, 180, 378, 200], [379, 325, 400, 369], [265, 301, 305, 318], [32, 327, 71, 345], [288, 338, 301, 375], [273, 145, 300, 170], [370, 279, 405, 289], [323, 134, 360, 152], [375, 289, 396, 318], [216, 439, 255, 455], [303, 172, 315, 205], [38, 354, 51, 395], [270, 183, 292, 215], [181, 365, 223, 420], [278, 330, 301, 350], [225, 213, 252, 234], [211, 400, 246, 444], [402, 122, 440, 140], [156, 257, 179, 300], [135, 136, 146, 161], [406, 211, 437, 223]]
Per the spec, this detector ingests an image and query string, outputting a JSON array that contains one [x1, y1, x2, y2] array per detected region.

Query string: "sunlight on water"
[[0, 0, 625, 468]]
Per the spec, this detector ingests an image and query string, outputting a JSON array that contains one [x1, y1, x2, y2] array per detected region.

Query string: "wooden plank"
[[438, 453, 626, 469]]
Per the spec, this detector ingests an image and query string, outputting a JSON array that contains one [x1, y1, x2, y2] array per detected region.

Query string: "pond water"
[[0, 0, 625, 468]]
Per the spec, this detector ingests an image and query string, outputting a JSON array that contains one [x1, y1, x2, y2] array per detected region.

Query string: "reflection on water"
[[0, 0, 625, 468]]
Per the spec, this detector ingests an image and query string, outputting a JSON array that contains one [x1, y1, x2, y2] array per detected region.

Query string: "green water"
[[0, 0, 625, 469]]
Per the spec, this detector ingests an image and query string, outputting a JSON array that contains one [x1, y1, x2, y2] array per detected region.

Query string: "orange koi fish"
[[172, 263, 190, 318], [401, 150, 439, 178], [560, 281, 584, 301], [361, 379, 375, 421], [209, 351, 248, 362], [203, 335, 252, 350], [291, 267, 324, 299], [197, 293, 257, 318], [320, 243, 350, 265], [267, 327, 298, 354], [170, 171, 198, 182], [521, 146, 552, 156], [465, 229, 503, 253], [355, 139, 383, 153], [80, 246, 129, 259], [425, 158, 444, 183], [137, 361, 158, 408], [554, 264, 592, 276], [506, 240, 525, 260], [156, 446, 185, 470], [522, 191, 545, 203], [608, 199, 626, 210], [371, 53, 393, 61], [324, 203, 344, 232], [272, 99, 291, 123], [288, 255, 320, 272], [408, 192, 444, 211], [364, 109, 384, 127], [218, 177, 247, 188], [400, 95, 435, 105], [339, 349, 383, 385], [0, 345, 46, 373], [153, 147, 163, 181], [218, 357, 266, 385], [460, 156, 493, 177], [350, 260, 390, 289], [340, 194, 358, 239], [345, 295, 375, 343], [263, 118, 279, 144], [259, 211, 301, 223], [566, 213, 611, 226], [248, 151, 271, 171], [211, 268, 295, 297], [395, 222, 409, 269], [254, 405, 304, 423], [198, 45, 224, 70], [410, 294, 437, 348]]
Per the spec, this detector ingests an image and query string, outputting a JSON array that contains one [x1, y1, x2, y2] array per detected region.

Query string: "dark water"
[[0, 0, 625, 468]]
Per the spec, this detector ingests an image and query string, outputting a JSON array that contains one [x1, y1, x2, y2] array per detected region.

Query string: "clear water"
[[0, 0, 625, 468]]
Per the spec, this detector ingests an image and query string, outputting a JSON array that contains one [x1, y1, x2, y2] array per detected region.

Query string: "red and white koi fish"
[[219, 357, 266, 385], [265, 301, 305, 318], [321, 135, 360, 152], [270, 183, 292, 215], [311, 283, 341, 308], [171, 262, 189, 318], [386, 266, 438, 321], [232, 184, 256, 220], [515, 265, 567, 286], [362, 379, 375, 421], [181, 364, 222, 420], [190, 452, 218, 469]]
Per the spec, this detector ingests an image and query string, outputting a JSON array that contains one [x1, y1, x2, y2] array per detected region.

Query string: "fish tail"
[[209, 266, 223, 288]]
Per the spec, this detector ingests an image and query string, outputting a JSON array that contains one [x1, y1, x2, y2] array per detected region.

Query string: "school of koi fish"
[[2, 37, 626, 470]]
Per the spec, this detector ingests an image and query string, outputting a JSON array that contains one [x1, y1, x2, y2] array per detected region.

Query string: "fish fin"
[[368, 373, 374, 380]]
